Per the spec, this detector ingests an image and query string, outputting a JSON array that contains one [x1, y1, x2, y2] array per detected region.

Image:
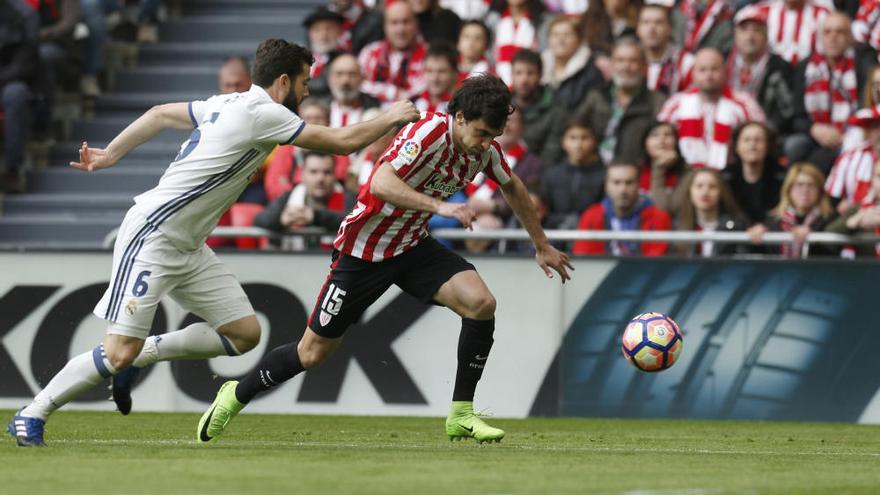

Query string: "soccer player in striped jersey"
[[7, 39, 419, 447], [198, 74, 573, 444]]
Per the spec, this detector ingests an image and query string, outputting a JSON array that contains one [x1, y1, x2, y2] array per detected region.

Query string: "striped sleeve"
[[381, 115, 446, 177], [656, 94, 681, 123], [484, 141, 512, 186]]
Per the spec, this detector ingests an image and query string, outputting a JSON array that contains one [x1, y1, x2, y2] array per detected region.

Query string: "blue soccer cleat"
[[7, 409, 46, 447], [112, 366, 142, 415]]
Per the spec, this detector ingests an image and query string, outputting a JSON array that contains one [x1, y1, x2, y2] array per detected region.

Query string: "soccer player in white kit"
[[7, 39, 419, 447]]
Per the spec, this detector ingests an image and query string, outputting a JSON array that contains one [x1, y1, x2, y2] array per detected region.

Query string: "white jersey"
[[132, 84, 305, 251]]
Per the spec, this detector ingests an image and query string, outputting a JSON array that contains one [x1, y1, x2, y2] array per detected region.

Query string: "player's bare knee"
[[219, 316, 261, 353]]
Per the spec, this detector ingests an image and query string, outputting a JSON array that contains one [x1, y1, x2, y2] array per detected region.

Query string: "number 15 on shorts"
[[319, 283, 346, 327]]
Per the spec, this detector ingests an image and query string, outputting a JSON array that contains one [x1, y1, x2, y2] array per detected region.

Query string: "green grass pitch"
[[2, 410, 879, 494]]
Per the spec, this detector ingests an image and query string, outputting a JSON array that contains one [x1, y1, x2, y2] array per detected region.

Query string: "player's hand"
[[69, 142, 115, 172], [437, 202, 477, 230], [536, 243, 574, 284], [386, 100, 420, 127]]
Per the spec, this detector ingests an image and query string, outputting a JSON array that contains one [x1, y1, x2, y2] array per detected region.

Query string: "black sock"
[[235, 341, 304, 404], [452, 318, 495, 402]]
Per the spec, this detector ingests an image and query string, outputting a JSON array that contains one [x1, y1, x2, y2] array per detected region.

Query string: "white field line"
[[46, 438, 880, 457]]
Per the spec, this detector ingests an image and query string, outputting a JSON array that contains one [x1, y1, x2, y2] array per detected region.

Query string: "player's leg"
[[112, 248, 261, 414], [395, 238, 503, 443], [197, 252, 393, 443]]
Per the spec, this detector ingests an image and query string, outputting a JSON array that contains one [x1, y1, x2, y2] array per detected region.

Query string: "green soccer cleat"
[[445, 401, 505, 444], [197, 381, 245, 443]]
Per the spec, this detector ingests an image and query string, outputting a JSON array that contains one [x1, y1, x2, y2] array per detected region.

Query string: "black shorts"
[[308, 236, 475, 338]]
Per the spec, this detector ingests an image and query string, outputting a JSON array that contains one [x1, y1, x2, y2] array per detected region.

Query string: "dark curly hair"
[[447, 74, 513, 131], [252, 38, 315, 88]]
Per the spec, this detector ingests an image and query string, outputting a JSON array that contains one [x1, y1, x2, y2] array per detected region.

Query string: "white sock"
[[21, 344, 118, 421], [131, 322, 240, 368]]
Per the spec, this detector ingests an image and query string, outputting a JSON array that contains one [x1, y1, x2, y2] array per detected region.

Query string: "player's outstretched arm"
[[294, 101, 419, 155], [70, 102, 192, 172], [370, 161, 478, 229], [500, 175, 573, 283]]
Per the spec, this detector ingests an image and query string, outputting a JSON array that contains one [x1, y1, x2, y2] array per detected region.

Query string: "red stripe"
[[382, 210, 425, 259], [396, 121, 447, 178], [361, 211, 403, 261]]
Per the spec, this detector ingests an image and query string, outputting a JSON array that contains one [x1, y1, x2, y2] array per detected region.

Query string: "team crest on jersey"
[[125, 299, 138, 316], [400, 140, 421, 163]]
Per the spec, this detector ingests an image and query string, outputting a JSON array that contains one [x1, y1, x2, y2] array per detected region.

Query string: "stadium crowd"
[[6, 0, 880, 258]]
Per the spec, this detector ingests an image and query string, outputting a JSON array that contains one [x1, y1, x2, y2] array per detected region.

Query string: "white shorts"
[[94, 208, 255, 339]]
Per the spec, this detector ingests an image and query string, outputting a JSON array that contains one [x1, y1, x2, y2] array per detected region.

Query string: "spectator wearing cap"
[[574, 39, 666, 167], [358, 1, 428, 103], [658, 48, 765, 170], [540, 14, 603, 110], [672, 0, 734, 56], [824, 105, 880, 211], [330, 0, 384, 54], [787, 12, 876, 174], [324, 53, 380, 130], [672, 168, 747, 257], [456, 20, 494, 82], [573, 161, 672, 257], [411, 43, 457, 114], [0, 0, 39, 193], [728, 5, 795, 135], [218, 56, 251, 95], [408, 0, 462, 45], [486, 0, 544, 86], [510, 49, 565, 165], [752, 0, 829, 66], [304, 7, 347, 98], [255, 152, 354, 251], [637, 3, 694, 95]]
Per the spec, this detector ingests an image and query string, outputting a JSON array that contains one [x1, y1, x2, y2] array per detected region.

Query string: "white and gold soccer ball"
[[621, 312, 683, 372]]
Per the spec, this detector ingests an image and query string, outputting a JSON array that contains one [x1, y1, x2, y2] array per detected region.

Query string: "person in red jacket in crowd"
[[573, 161, 672, 256]]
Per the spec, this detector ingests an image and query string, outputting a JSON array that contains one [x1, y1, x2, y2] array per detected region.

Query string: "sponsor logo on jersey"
[[400, 140, 421, 163], [423, 173, 461, 195]]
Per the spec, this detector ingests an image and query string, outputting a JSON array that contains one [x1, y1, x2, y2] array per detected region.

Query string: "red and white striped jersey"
[[334, 113, 512, 261], [411, 91, 452, 114], [755, 0, 829, 65], [826, 142, 876, 203], [854, 1, 880, 53], [358, 39, 428, 103]]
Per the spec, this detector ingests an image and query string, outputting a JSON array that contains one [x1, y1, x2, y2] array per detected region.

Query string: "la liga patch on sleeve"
[[400, 140, 421, 163]]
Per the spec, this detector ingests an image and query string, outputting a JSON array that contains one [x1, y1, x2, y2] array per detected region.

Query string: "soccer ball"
[[621, 312, 683, 372]]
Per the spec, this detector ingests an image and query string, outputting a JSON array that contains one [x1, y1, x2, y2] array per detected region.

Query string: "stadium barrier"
[[1, 251, 878, 423]]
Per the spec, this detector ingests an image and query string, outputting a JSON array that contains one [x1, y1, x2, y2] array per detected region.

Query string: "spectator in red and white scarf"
[[637, 4, 694, 95], [853, 0, 880, 57], [672, 0, 734, 56], [826, 157, 880, 258], [325, 53, 380, 130], [358, 1, 428, 103], [541, 14, 603, 110], [752, 0, 829, 66], [410, 42, 458, 113], [487, 0, 543, 85], [657, 48, 765, 170], [330, 0, 384, 54], [457, 20, 494, 83], [467, 108, 545, 223], [440, 0, 491, 21], [759, 162, 837, 258], [727, 5, 795, 135], [787, 12, 876, 174], [825, 105, 880, 211], [409, 0, 462, 45], [304, 7, 347, 99]]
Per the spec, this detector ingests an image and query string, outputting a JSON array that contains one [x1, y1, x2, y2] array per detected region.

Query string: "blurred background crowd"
[[5, 0, 880, 258]]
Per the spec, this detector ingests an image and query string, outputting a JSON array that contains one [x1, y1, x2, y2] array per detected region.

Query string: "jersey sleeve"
[[484, 141, 513, 186], [254, 104, 307, 145], [380, 115, 446, 177]]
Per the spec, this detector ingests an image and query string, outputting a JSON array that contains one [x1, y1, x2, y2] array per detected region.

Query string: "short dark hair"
[[252, 39, 314, 88], [302, 151, 334, 166], [222, 55, 251, 75], [461, 19, 492, 46], [426, 42, 459, 72], [447, 74, 513, 130], [511, 49, 542, 74], [563, 116, 595, 136]]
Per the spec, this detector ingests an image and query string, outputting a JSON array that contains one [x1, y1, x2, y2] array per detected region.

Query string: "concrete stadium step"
[[158, 16, 308, 43], [137, 42, 259, 65], [72, 118, 191, 144], [27, 166, 164, 194], [2, 193, 133, 217], [182, 0, 324, 16], [95, 92, 209, 115], [0, 216, 121, 248], [114, 66, 217, 94], [52, 140, 180, 164]]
